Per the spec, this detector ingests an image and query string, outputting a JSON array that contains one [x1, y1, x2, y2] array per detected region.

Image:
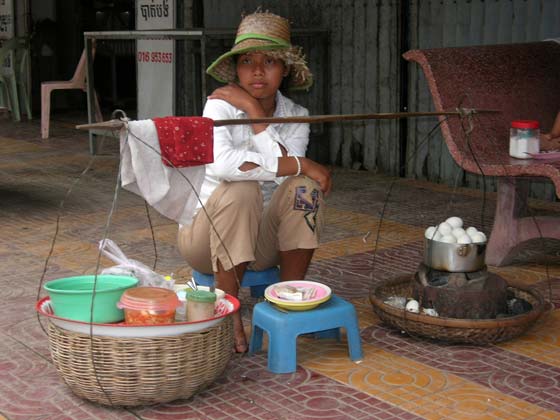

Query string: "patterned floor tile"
[[351, 297, 380, 330], [307, 242, 424, 300], [0, 332, 138, 420], [3, 116, 560, 419], [315, 211, 424, 262], [361, 323, 560, 412], [298, 340, 557, 419], [531, 278, 560, 309], [324, 208, 424, 244], [493, 264, 560, 288], [0, 136, 48, 153], [496, 310, 560, 367], [135, 355, 422, 420]]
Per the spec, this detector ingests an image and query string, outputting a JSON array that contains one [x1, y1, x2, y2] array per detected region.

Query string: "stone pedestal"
[[412, 264, 508, 319]]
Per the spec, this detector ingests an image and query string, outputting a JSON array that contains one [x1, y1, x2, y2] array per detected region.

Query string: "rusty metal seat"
[[404, 41, 560, 266]]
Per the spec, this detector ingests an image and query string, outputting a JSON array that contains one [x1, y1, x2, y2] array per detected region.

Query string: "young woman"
[[541, 111, 560, 150], [177, 11, 331, 352]]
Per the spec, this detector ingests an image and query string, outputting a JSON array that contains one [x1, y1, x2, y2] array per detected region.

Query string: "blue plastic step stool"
[[192, 266, 280, 298], [249, 294, 363, 374]]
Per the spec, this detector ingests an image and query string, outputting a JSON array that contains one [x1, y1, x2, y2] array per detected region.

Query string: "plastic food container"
[[118, 287, 181, 325], [174, 287, 193, 321], [186, 290, 216, 322], [44, 275, 139, 323], [509, 120, 540, 159]]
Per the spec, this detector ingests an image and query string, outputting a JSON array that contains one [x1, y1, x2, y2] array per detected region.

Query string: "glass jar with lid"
[[509, 120, 540, 159]]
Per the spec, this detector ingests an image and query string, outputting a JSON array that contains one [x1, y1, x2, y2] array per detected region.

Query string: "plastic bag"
[[99, 239, 174, 289]]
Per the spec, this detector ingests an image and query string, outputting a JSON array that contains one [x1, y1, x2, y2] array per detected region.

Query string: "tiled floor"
[[1, 113, 560, 419]]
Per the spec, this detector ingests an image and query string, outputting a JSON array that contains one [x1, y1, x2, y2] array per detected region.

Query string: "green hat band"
[[234, 33, 290, 48]]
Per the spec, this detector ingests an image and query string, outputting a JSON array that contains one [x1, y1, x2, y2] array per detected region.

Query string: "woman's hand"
[[207, 83, 264, 117], [301, 158, 332, 196], [540, 133, 560, 151], [207, 83, 268, 134], [276, 157, 332, 195], [541, 111, 560, 151]]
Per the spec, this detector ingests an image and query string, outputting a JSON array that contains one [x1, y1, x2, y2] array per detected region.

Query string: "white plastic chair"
[[0, 38, 21, 122], [14, 37, 32, 120], [41, 43, 102, 139]]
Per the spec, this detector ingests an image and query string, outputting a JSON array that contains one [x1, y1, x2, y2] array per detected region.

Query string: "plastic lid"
[[511, 120, 539, 129], [185, 290, 216, 303], [118, 287, 180, 311]]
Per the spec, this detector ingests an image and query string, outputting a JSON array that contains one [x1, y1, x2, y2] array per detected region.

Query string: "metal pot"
[[424, 238, 486, 272]]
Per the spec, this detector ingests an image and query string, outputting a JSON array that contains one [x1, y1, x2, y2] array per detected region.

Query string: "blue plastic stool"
[[192, 266, 280, 298], [249, 294, 363, 374]]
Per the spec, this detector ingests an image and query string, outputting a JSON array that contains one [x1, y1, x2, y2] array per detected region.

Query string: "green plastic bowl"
[[44, 275, 139, 323]]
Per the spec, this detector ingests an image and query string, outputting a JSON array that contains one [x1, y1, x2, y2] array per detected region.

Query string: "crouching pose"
[[178, 11, 332, 352]]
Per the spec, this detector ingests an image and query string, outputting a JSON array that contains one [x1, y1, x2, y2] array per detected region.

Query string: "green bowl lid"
[[185, 289, 216, 303]]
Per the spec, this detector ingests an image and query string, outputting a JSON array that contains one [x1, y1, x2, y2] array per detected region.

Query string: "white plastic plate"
[[36, 296, 239, 338]]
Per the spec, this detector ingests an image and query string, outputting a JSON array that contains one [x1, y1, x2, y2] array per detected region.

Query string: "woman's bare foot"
[[214, 260, 249, 352], [234, 334, 248, 353], [232, 311, 248, 353]]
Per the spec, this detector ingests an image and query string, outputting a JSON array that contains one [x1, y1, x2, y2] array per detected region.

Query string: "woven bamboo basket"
[[46, 317, 233, 406], [369, 276, 545, 345]]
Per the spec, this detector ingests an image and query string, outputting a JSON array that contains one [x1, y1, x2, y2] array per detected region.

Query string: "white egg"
[[422, 308, 439, 317], [405, 299, 420, 313], [437, 222, 453, 235], [451, 227, 466, 238], [425, 226, 437, 239], [440, 234, 457, 243], [465, 226, 478, 236], [471, 232, 487, 243], [471, 232, 487, 244], [445, 216, 463, 229], [432, 231, 443, 241], [457, 234, 472, 244]]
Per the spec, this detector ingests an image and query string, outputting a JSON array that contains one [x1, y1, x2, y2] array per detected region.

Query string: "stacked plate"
[[264, 280, 332, 311]]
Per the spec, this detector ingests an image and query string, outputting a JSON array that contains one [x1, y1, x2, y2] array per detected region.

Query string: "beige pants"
[[178, 176, 324, 273]]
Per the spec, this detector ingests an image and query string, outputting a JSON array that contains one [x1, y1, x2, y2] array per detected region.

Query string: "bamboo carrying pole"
[[75, 109, 500, 132]]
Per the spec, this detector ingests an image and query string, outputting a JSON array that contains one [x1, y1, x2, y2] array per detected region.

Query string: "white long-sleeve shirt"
[[197, 91, 310, 210]]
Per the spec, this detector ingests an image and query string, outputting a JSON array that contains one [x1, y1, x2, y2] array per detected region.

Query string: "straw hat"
[[206, 11, 313, 90]]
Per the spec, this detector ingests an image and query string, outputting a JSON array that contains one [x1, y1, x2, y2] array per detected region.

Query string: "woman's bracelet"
[[293, 156, 302, 176]]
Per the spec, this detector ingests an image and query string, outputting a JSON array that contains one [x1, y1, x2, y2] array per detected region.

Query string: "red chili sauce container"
[[118, 287, 180, 325]]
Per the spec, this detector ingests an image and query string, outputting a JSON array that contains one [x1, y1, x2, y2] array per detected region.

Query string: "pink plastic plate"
[[528, 151, 560, 160], [264, 281, 332, 311], [266, 281, 331, 301]]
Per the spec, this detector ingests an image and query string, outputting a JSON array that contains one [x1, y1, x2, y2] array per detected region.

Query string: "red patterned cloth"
[[153, 117, 214, 167]]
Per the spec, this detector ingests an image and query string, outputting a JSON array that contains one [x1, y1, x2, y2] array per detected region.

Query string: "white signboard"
[[0, 39, 12, 76], [0, 0, 13, 80], [0, 0, 14, 39], [136, 0, 175, 119]]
